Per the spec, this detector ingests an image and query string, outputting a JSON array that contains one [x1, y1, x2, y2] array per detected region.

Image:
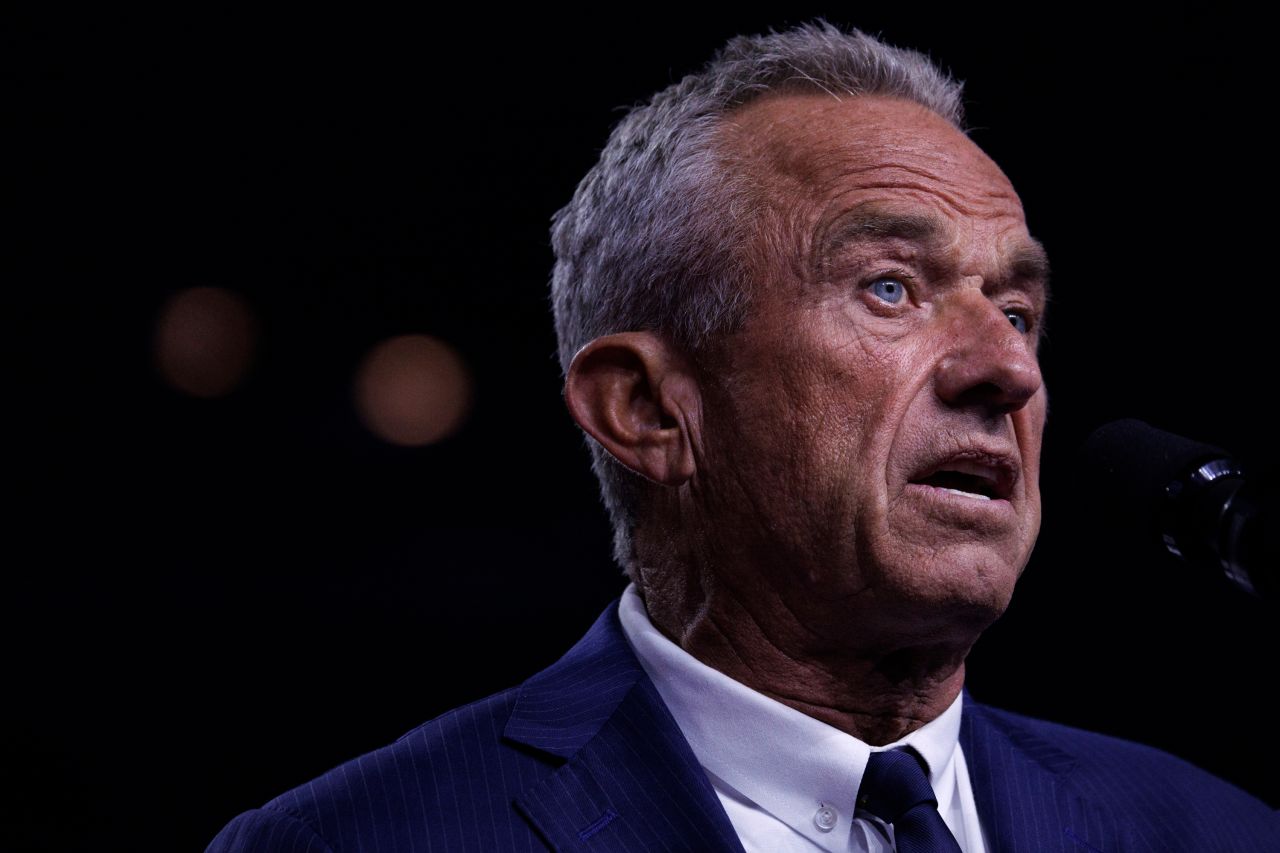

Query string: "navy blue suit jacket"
[[209, 601, 1278, 851]]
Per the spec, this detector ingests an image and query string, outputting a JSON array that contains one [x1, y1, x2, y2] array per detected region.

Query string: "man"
[[209, 22, 1278, 852]]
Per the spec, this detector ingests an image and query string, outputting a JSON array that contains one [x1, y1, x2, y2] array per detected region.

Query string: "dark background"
[[10, 9, 1277, 851]]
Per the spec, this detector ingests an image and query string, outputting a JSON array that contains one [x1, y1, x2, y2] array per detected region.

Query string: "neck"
[[635, 562, 972, 746]]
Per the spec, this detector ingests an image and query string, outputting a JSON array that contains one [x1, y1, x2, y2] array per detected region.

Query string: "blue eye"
[[1005, 310, 1029, 334], [869, 277, 906, 304]]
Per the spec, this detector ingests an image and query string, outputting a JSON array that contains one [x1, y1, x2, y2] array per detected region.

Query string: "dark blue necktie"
[[858, 749, 963, 853]]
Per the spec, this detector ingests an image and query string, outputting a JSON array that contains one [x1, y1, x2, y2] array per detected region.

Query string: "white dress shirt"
[[617, 583, 989, 853]]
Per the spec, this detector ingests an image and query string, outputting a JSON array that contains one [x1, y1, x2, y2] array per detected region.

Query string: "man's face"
[[693, 94, 1048, 647]]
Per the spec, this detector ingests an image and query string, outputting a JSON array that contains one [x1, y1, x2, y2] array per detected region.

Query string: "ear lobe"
[[564, 332, 698, 486]]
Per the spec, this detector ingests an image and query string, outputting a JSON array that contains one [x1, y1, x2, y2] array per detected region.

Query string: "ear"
[[564, 332, 699, 486]]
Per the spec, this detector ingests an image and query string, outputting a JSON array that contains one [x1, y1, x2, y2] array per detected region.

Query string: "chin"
[[870, 543, 1025, 642]]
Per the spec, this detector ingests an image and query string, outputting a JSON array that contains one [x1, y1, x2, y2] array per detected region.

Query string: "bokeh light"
[[354, 334, 472, 446], [154, 287, 258, 398]]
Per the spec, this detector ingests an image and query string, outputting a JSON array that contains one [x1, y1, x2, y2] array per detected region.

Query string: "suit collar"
[[961, 695, 1125, 852], [503, 602, 1130, 853], [505, 600, 746, 852], [503, 602, 645, 760]]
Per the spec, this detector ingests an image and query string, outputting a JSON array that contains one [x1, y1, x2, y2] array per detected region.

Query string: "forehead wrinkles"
[[717, 94, 1023, 293], [794, 133, 1024, 228], [726, 92, 1013, 193]]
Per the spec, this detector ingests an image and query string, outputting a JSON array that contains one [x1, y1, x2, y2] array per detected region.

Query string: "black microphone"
[[1078, 419, 1277, 600]]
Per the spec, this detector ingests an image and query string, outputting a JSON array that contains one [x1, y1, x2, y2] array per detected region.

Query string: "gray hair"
[[549, 21, 966, 576]]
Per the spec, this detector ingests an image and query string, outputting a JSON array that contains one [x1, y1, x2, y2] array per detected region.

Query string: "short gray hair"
[[549, 21, 966, 576]]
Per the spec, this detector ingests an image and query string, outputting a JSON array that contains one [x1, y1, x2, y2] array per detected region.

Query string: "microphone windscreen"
[[1076, 419, 1231, 537]]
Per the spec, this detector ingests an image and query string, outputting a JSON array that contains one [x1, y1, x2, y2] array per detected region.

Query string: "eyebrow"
[[815, 206, 1052, 300], [821, 209, 946, 251], [816, 209, 948, 271], [1008, 240, 1052, 283]]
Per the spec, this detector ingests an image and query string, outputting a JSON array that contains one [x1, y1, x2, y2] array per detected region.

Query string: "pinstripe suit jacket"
[[209, 601, 1279, 852]]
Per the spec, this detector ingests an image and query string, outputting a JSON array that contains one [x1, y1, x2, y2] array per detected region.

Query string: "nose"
[[934, 292, 1043, 415]]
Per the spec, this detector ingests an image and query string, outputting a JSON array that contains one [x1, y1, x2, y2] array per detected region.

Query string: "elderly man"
[[209, 23, 1278, 852]]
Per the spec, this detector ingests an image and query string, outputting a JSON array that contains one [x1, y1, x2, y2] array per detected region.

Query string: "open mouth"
[[909, 455, 1016, 502]]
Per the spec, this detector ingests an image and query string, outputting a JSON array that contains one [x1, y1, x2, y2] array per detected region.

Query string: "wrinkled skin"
[[638, 93, 1049, 742]]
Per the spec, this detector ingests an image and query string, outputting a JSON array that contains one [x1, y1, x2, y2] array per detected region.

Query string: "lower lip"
[[903, 483, 1017, 525]]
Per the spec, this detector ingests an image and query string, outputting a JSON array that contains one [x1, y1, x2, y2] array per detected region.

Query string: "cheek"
[[699, 349, 826, 510], [1017, 392, 1049, 479], [786, 339, 890, 472], [706, 305, 929, 513], [782, 322, 942, 522], [830, 337, 934, 477]]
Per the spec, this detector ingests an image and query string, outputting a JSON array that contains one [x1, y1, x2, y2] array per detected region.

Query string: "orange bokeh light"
[[354, 334, 473, 446], [154, 287, 258, 398]]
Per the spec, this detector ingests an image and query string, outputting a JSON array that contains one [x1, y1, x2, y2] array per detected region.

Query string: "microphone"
[[1078, 419, 1277, 600]]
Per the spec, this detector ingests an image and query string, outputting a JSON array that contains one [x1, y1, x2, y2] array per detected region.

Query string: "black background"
[[10, 9, 1278, 851]]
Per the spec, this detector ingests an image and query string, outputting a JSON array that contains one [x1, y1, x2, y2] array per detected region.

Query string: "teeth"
[[942, 487, 991, 501], [942, 460, 999, 486]]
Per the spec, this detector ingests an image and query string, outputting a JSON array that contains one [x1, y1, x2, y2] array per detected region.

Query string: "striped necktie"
[[858, 748, 963, 852]]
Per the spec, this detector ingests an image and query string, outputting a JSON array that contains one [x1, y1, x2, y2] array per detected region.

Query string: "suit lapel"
[[504, 602, 745, 853], [502, 605, 1141, 852], [961, 696, 1126, 852]]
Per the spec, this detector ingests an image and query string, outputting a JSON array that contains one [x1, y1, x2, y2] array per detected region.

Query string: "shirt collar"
[[617, 583, 964, 848]]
